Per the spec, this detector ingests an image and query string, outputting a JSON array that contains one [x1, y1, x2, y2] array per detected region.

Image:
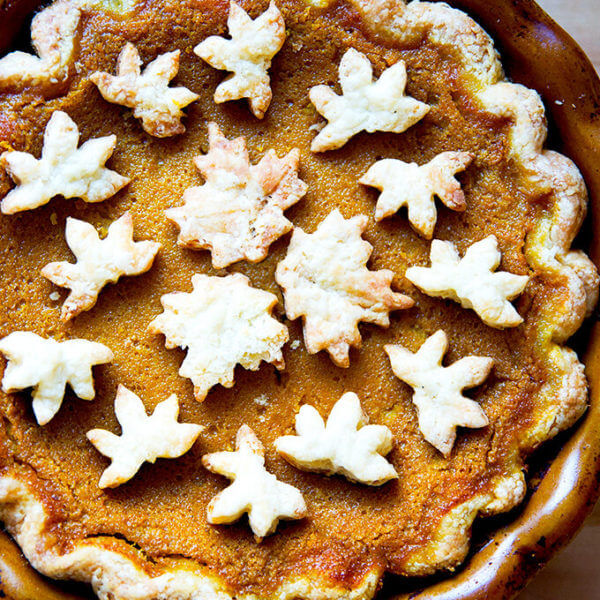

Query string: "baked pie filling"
[[0, 0, 597, 598]]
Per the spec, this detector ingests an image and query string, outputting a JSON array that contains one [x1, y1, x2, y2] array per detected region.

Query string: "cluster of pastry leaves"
[[0, 0, 531, 538]]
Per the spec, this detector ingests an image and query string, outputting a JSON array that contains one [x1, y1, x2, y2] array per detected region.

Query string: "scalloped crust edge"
[[0, 0, 598, 598]]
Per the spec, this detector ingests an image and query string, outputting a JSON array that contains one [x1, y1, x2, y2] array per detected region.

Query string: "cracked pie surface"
[[0, 0, 597, 599]]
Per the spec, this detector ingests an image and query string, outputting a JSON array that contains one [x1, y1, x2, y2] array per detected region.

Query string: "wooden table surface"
[[518, 1, 599, 598]]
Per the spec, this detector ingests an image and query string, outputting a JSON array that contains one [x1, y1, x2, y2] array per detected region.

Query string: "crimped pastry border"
[[0, 0, 598, 598]]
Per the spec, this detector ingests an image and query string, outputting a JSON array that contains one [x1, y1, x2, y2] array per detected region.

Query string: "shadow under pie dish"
[[0, 0, 599, 599]]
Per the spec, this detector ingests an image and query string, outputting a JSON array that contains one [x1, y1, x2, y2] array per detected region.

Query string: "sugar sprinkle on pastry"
[[0, 110, 129, 214], [0, 1, 80, 91], [275, 392, 397, 486], [203, 424, 306, 540], [91, 42, 199, 137], [41, 212, 161, 321], [275, 209, 413, 367], [87, 385, 204, 489], [360, 151, 473, 239], [148, 273, 288, 402], [166, 122, 307, 268], [0, 331, 113, 425], [385, 330, 492, 457], [309, 48, 429, 152], [406, 236, 529, 328], [194, 1, 285, 118]]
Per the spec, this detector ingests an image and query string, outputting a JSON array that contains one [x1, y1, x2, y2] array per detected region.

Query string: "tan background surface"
[[520, 1, 599, 598]]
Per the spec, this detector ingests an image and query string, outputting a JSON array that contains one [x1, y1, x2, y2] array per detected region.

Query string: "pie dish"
[[0, 1, 599, 600]]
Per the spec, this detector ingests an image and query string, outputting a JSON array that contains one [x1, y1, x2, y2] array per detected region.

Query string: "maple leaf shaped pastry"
[[275, 392, 397, 486], [91, 42, 199, 137], [41, 212, 161, 321], [385, 330, 492, 457], [203, 424, 306, 540], [360, 151, 474, 239], [406, 236, 529, 328], [87, 385, 204, 488], [275, 209, 413, 367], [0, 1, 80, 91], [0, 331, 113, 425], [309, 48, 430, 152], [194, 2, 285, 118], [166, 122, 307, 268], [0, 111, 130, 215], [148, 273, 288, 401]]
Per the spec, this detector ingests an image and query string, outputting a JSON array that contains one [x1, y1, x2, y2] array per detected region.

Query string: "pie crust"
[[0, 0, 597, 599]]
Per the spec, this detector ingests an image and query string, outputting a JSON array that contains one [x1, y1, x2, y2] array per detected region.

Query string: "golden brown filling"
[[0, 0, 551, 593]]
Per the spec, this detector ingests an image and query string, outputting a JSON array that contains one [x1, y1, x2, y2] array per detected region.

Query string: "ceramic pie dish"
[[0, 0, 598, 599]]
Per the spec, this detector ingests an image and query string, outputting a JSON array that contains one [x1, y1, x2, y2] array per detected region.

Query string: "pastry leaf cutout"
[[148, 273, 288, 401], [0, 1, 80, 90], [203, 424, 306, 540], [0, 111, 129, 214], [195, 1, 285, 118], [87, 385, 203, 488], [275, 209, 413, 367], [406, 236, 529, 327], [385, 330, 492, 457], [91, 42, 199, 137], [41, 212, 161, 321], [360, 151, 473, 239], [166, 122, 307, 268], [275, 392, 397, 485], [309, 48, 429, 152], [0, 332, 113, 425]]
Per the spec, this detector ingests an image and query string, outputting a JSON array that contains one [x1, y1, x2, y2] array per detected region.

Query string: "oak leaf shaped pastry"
[[385, 330, 492, 457], [0, 1, 79, 91], [309, 48, 429, 152], [406, 236, 529, 328], [91, 42, 199, 137], [194, 1, 285, 118], [87, 386, 203, 489], [360, 151, 473, 239], [275, 392, 397, 485], [0, 111, 129, 214], [0, 332, 113, 425], [203, 424, 306, 540], [148, 273, 288, 401], [166, 122, 307, 268], [41, 212, 161, 321], [275, 209, 413, 367]]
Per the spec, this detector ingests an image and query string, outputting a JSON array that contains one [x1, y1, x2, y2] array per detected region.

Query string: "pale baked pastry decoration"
[[275, 209, 413, 367], [406, 236, 529, 328], [148, 273, 288, 401], [385, 330, 492, 457], [87, 385, 204, 489], [360, 151, 473, 239], [275, 392, 397, 486], [0, 331, 113, 426], [41, 212, 161, 321], [309, 48, 430, 152], [0, 111, 129, 215], [90, 42, 199, 137], [194, 2, 285, 119], [166, 122, 307, 268], [203, 424, 306, 540], [0, 1, 79, 91]]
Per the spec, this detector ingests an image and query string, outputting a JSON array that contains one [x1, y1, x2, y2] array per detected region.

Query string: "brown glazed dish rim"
[[0, 0, 600, 599]]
